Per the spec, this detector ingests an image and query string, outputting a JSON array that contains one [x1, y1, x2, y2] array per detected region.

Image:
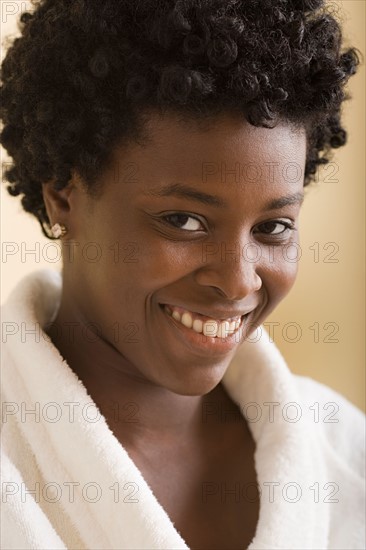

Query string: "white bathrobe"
[[1, 268, 365, 550]]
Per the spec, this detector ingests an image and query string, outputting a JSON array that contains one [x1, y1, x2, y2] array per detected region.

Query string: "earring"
[[51, 223, 68, 239]]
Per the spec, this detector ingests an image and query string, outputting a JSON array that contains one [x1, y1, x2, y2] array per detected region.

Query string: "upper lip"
[[160, 303, 257, 321]]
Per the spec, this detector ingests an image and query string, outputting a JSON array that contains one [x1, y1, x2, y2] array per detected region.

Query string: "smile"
[[162, 304, 243, 339]]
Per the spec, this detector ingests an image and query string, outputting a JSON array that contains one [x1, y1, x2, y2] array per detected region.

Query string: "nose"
[[194, 241, 263, 301]]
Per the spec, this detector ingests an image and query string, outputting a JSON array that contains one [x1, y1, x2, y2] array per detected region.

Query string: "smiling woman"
[[0, 1, 365, 549]]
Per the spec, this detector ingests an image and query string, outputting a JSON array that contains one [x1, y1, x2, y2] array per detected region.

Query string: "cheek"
[[257, 246, 300, 320], [134, 239, 201, 287], [73, 238, 192, 319]]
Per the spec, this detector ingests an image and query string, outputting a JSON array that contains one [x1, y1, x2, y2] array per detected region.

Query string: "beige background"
[[1, 1, 365, 411]]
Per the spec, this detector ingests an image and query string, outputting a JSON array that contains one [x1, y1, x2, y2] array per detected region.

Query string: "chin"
[[156, 365, 228, 397]]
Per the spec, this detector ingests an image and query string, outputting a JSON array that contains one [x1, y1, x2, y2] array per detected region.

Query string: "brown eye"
[[163, 213, 204, 231], [255, 220, 295, 236]]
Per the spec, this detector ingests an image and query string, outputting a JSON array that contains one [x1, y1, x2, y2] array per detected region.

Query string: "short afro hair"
[[0, 0, 361, 239]]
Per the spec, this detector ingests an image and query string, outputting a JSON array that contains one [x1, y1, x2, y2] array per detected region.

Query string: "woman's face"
[[51, 112, 306, 396]]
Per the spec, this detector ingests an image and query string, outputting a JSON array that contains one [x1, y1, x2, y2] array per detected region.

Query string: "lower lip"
[[159, 304, 249, 357]]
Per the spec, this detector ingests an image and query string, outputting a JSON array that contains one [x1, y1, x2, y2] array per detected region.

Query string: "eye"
[[162, 213, 205, 232], [254, 220, 295, 236]]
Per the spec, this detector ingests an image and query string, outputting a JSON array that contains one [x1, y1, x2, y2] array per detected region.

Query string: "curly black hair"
[[0, 0, 361, 240]]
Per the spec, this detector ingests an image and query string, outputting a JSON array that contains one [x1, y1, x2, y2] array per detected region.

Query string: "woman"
[[1, 0, 364, 548]]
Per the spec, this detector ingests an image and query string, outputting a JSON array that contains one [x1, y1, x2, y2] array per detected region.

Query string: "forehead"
[[118, 111, 304, 170], [101, 111, 307, 200], [140, 110, 306, 153]]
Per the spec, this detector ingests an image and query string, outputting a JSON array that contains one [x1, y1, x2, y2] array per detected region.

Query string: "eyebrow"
[[144, 182, 305, 210], [145, 182, 225, 207]]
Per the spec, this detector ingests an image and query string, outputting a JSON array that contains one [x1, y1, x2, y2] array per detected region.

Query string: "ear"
[[41, 171, 80, 228]]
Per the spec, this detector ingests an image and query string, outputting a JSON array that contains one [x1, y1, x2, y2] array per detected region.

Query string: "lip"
[[159, 303, 251, 357]]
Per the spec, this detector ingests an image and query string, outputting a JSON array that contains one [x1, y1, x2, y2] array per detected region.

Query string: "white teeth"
[[192, 319, 203, 333], [203, 320, 218, 337], [181, 311, 193, 329], [217, 321, 230, 339], [172, 310, 181, 322], [164, 305, 243, 339]]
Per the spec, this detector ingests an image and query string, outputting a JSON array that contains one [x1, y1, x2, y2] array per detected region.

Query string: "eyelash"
[[161, 213, 296, 238], [253, 219, 296, 237]]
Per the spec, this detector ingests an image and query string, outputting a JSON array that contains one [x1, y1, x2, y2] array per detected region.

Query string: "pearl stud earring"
[[51, 223, 68, 238]]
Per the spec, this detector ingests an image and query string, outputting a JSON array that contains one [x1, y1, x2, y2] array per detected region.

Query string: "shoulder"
[[293, 374, 365, 478]]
